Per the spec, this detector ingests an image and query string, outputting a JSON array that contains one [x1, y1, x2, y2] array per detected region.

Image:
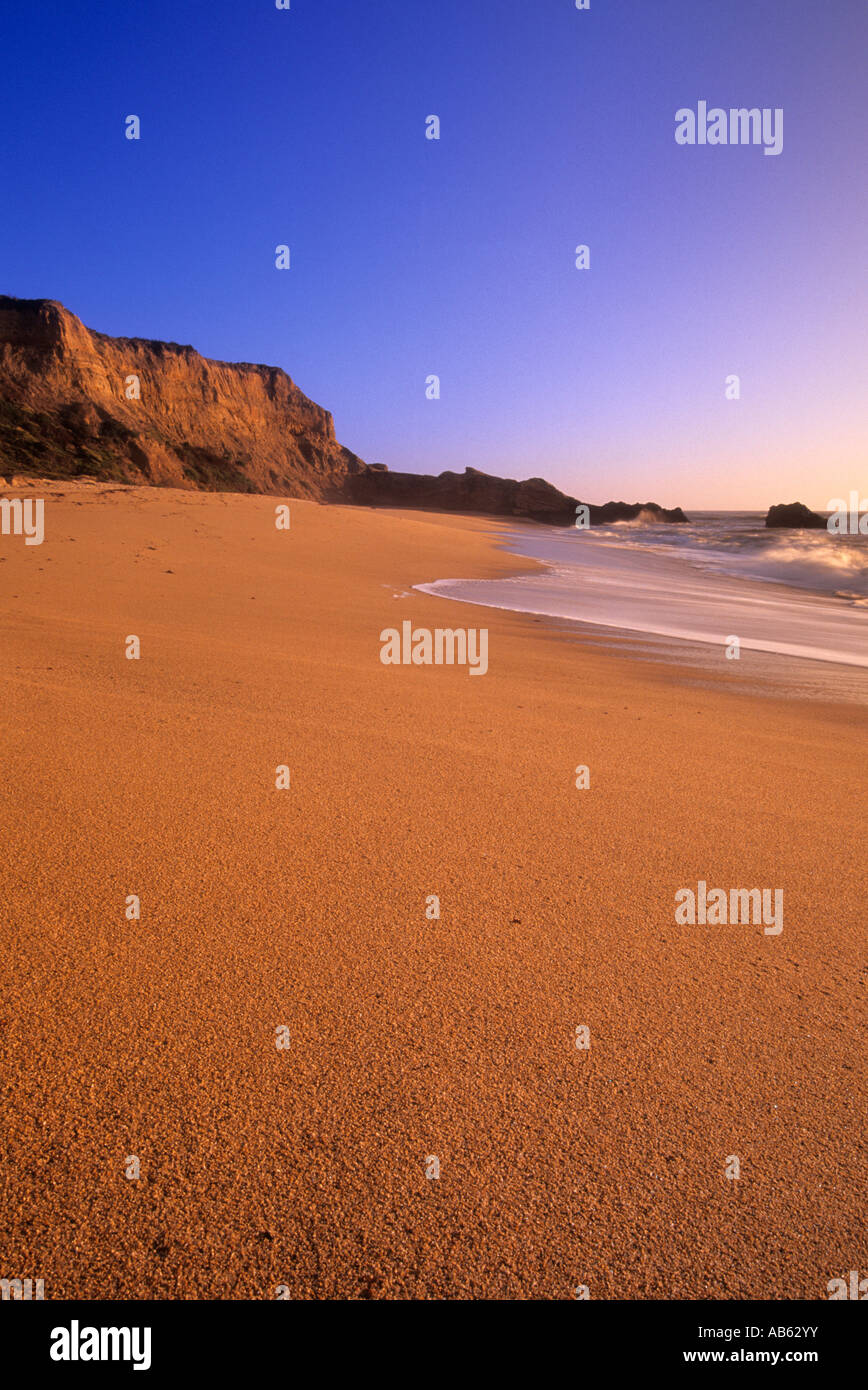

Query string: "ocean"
[[416, 512, 868, 694]]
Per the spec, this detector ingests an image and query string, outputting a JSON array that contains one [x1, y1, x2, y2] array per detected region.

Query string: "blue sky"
[[1, 0, 865, 508]]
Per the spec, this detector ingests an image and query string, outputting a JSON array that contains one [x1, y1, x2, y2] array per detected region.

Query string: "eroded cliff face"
[[0, 296, 366, 495]]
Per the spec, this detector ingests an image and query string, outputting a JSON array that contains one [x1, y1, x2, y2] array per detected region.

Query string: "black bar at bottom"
[[1, 1298, 861, 1376]]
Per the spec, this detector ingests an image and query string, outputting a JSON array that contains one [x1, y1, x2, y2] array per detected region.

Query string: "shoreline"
[[415, 518, 868, 704]]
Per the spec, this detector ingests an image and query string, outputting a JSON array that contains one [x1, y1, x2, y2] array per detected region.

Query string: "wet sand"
[[0, 480, 864, 1299]]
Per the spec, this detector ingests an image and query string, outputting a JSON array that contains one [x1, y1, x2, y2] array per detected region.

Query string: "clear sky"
[[1, 0, 865, 509]]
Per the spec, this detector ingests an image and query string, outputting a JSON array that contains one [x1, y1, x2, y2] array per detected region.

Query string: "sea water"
[[415, 513, 868, 696]]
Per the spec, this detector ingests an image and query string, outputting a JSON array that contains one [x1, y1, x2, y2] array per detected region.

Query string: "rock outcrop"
[[0, 295, 365, 496], [0, 296, 688, 526], [347, 465, 688, 525], [765, 502, 826, 529]]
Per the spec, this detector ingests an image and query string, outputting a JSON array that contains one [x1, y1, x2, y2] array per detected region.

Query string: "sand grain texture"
[[0, 483, 864, 1299]]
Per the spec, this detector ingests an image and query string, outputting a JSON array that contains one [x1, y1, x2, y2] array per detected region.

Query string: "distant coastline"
[[0, 295, 687, 528]]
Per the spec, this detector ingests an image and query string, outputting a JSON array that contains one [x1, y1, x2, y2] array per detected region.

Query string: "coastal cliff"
[[0, 295, 365, 496]]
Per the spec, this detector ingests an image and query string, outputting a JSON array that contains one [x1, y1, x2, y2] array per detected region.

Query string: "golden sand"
[[0, 481, 864, 1299]]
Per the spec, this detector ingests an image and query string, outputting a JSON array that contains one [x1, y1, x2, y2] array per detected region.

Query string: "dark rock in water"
[[589, 498, 689, 525], [347, 465, 688, 527], [765, 501, 826, 529]]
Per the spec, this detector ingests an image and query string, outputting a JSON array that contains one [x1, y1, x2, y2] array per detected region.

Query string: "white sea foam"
[[415, 514, 868, 671]]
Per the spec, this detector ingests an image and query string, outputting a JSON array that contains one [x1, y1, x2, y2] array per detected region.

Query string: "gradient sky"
[[1, 0, 865, 509]]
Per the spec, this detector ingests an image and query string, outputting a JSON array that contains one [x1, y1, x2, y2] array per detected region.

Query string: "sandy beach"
[[1, 480, 864, 1300]]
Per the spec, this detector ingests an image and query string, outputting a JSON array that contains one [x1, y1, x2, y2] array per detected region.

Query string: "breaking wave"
[[415, 512, 868, 671]]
